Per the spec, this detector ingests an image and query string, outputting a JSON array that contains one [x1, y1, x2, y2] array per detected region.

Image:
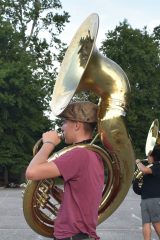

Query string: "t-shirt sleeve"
[[151, 163, 160, 177], [53, 148, 86, 181]]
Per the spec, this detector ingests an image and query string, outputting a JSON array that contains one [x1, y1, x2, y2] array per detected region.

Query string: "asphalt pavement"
[[0, 187, 159, 240]]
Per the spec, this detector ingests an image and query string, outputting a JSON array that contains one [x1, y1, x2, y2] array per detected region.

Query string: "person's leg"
[[142, 223, 151, 240], [152, 222, 160, 238], [141, 199, 151, 240], [149, 198, 160, 239]]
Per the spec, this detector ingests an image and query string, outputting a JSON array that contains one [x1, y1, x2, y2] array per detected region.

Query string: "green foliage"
[[0, 0, 70, 181], [100, 20, 160, 157]]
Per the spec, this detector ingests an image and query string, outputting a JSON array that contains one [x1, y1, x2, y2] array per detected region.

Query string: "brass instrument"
[[134, 119, 159, 180], [22, 13, 135, 238], [145, 119, 160, 155]]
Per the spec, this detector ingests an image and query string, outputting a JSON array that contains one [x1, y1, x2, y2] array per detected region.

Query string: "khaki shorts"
[[141, 198, 160, 224]]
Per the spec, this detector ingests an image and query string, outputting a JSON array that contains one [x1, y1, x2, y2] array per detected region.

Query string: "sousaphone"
[[134, 119, 160, 180], [22, 13, 135, 238]]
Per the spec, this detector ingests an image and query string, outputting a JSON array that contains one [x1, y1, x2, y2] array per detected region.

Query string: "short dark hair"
[[150, 145, 160, 162]]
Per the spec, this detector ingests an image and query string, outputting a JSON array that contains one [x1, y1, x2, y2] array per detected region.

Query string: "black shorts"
[[55, 233, 95, 240]]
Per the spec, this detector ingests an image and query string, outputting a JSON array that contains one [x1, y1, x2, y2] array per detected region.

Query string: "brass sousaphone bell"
[[145, 119, 160, 156], [22, 13, 135, 238]]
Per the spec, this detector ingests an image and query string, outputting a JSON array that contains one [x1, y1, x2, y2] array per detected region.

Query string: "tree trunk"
[[4, 165, 9, 186]]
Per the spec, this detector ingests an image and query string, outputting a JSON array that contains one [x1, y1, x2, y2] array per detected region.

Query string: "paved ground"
[[0, 187, 159, 240]]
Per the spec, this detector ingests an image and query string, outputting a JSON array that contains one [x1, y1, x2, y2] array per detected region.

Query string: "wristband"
[[43, 141, 55, 147]]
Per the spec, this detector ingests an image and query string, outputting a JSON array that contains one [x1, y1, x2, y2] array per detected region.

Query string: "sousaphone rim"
[[51, 13, 99, 116]]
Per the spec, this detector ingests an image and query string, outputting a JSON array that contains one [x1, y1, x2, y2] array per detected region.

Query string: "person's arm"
[[25, 131, 61, 181], [136, 159, 152, 174]]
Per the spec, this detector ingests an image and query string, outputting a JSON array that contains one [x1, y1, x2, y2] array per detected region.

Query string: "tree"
[[100, 20, 160, 157], [0, 0, 70, 184]]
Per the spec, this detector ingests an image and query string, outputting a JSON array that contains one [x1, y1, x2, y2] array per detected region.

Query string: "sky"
[[60, 0, 160, 47]]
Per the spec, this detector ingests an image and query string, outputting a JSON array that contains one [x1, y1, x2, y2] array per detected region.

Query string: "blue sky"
[[60, 0, 160, 46]]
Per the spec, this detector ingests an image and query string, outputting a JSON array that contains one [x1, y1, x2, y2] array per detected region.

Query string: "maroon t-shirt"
[[53, 147, 104, 239]]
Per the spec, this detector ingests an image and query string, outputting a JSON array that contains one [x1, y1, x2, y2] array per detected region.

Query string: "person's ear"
[[75, 121, 81, 131]]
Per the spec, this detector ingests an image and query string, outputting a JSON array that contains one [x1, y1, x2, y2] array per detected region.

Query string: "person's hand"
[[42, 130, 61, 147], [136, 159, 141, 164]]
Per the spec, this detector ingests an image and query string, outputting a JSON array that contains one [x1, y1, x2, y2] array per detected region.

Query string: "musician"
[[133, 145, 160, 240], [26, 101, 104, 240]]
